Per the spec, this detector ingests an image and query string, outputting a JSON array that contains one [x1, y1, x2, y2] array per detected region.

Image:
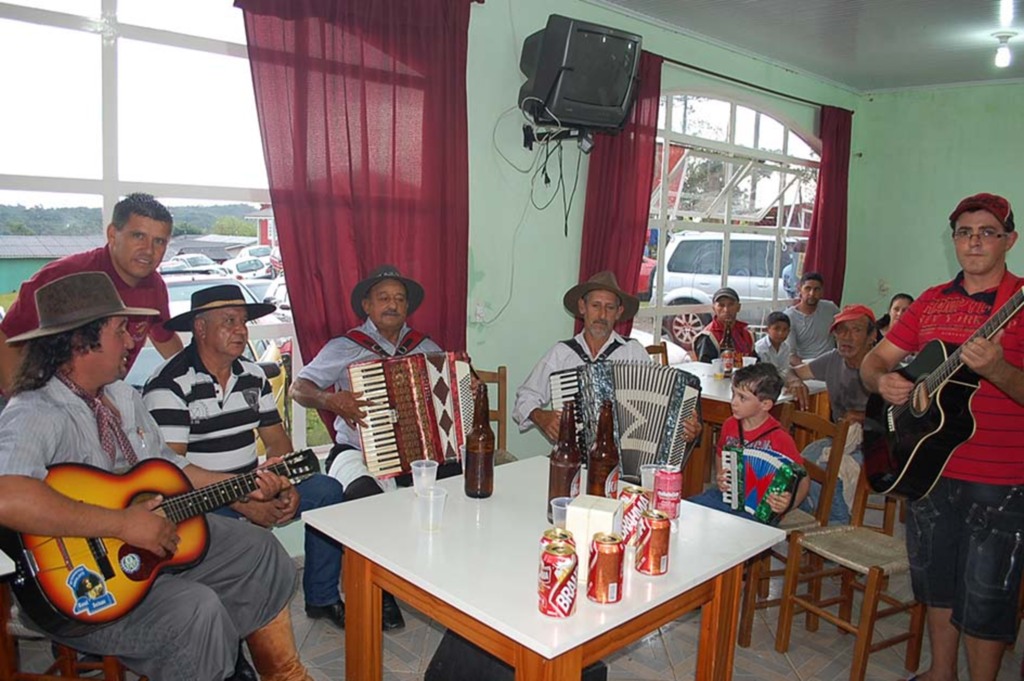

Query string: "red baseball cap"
[[948, 193, 1015, 231], [829, 304, 876, 333]]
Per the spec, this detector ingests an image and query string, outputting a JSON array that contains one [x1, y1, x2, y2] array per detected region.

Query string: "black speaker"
[[424, 630, 608, 681]]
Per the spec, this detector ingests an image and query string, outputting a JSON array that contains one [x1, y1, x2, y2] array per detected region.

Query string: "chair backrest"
[[778, 404, 850, 526], [474, 366, 508, 451], [645, 342, 669, 366]]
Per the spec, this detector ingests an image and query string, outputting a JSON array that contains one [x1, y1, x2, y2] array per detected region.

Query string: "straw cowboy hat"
[[350, 264, 425, 319], [6, 272, 158, 344], [164, 284, 276, 332], [562, 271, 640, 321]]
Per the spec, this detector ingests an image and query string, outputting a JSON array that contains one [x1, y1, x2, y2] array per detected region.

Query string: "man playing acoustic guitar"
[[0, 272, 313, 681], [861, 193, 1024, 681]]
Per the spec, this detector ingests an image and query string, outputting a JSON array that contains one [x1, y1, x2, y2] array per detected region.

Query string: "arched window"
[[635, 94, 820, 353]]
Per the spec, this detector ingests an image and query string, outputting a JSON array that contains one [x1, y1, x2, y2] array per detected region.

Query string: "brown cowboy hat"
[[350, 264, 425, 319], [6, 272, 158, 344], [164, 284, 276, 332], [562, 271, 640, 321]]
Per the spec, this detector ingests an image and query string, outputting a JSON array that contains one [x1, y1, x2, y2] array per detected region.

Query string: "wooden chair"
[[644, 342, 669, 366], [737, 404, 849, 647], [774, 469, 925, 681], [475, 366, 508, 452], [0, 584, 140, 680]]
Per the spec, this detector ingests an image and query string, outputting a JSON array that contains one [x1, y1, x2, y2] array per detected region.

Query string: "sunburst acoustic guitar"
[[0, 450, 319, 636]]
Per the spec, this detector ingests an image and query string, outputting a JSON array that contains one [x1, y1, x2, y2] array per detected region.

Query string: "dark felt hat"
[[164, 284, 276, 332], [562, 271, 640, 321], [7, 272, 158, 344], [350, 265, 425, 320]]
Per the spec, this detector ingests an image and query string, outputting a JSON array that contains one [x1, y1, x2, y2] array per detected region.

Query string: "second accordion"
[[721, 446, 806, 525], [549, 360, 701, 478], [347, 352, 473, 479]]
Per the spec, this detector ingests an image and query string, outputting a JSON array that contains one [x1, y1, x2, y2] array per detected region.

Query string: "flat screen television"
[[519, 15, 642, 131]]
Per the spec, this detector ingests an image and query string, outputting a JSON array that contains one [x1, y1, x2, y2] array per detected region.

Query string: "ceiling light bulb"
[[996, 43, 1012, 67], [993, 32, 1017, 68]]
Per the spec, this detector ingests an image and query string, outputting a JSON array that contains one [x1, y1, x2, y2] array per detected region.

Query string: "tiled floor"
[[12, 515, 1024, 680]]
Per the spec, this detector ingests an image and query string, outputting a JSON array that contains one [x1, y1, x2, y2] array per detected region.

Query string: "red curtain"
[[804, 106, 853, 304], [576, 51, 663, 335], [236, 0, 474, 369]]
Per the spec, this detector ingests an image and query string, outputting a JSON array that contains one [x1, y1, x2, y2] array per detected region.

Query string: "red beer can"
[[618, 485, 649, 545], [587, 533, 624, 604], [538, 541, 578, 617], [653, 465, 682, 520], [540, 527, 575, 552], [635, 509, 671, 576]]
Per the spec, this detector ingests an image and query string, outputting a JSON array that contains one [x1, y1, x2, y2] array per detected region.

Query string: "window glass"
[[119, 40, 267, 189], [734, 106, 757, 148], [118, 0, 246, 43], [788, 131, 818, 161], [670, 96, 729, 142], [0, 190, 103, 236], [757, 114, 785, 154], [0, 20, 101, 179], [9, 0, 98, 14], [668, 238, 721, 275]]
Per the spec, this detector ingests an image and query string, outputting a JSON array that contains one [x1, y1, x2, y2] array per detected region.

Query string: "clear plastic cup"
[[550, 496, 572, 529], [411, 460, 439, 496], [417, 487, 448, 532], [640, 464, 659, 496]]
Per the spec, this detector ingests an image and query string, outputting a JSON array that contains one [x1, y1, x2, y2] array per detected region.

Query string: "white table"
[[680, 362, 829, 497], [304, 456, 784, 681]]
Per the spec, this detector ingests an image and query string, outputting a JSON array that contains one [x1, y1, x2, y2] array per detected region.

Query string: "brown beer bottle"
[[464, 383, 495, 498], [586, 400, 620, 498], [720, 321, 735, 378], [547, 402, 582, 521]]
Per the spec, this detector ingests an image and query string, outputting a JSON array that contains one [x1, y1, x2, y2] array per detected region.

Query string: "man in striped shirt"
[[862, 193, 1024, 681], [143, 284, 347, 630]]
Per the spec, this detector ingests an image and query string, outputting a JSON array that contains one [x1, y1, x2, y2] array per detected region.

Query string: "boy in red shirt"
[[688, 362, 809, 522]]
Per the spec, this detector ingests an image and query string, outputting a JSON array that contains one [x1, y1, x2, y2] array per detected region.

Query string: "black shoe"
[[305, 600, 345, 629], [382, 592, 405, 631], [227, 643, 258, 681]]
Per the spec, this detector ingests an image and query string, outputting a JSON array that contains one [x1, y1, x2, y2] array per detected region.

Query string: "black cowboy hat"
[[350, 265, 425, 319], [164, 284, 276, 332]]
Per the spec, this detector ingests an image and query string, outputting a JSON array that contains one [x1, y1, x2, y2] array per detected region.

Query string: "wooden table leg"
[[696, 562, 743, 681], [514, 644, 582, 681], [343, 549, 383, 681]]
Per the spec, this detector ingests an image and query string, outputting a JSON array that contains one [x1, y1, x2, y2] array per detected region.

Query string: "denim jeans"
[[797, 437, 861, 525], [214, 472, 344, 607]]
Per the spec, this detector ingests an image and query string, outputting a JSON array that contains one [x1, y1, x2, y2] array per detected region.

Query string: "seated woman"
[[875, 292, 913, 340]]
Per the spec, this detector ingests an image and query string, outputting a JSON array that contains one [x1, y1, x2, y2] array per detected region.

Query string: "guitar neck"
[[157, 461, 291, 524], [924, 286, 1024, 393]]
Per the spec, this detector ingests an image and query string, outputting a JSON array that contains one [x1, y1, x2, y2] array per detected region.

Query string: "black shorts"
[[906, 477, 1024, 641]]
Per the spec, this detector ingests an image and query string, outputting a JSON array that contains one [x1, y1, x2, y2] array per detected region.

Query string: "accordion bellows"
[[348, 352, 473, 479], [549, 361, 701, 478]]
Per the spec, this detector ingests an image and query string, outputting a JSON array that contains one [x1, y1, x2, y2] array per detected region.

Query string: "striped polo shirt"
[[886, 270, 1024, 485], [143, 343, 281, 471]]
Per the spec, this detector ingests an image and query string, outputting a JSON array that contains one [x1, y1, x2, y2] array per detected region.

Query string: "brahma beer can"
[[653, 465, 682, 520], [635, 509, 671, 576], [540, 527, 575, 552], [618, 485, 649, 545], [587, 533, 624, 604], [538, 541, 578, 617]]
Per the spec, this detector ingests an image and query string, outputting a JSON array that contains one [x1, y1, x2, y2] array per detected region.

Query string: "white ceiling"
[[591, 0, 1024, 91]]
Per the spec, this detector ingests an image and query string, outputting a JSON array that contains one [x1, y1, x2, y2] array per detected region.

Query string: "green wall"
[[0, 259, 50, 294], [844, 82, 1024, 315], [464, 0, 857, 457]]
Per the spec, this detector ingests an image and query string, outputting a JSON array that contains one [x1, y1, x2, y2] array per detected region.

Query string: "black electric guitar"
[[0, 450, 319, 636], [862, 286, 1024, 500]]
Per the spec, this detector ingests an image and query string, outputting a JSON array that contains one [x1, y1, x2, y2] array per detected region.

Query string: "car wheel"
[[662, 307, 711, 351]]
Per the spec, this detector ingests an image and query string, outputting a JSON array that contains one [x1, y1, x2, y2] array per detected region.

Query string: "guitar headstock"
[[282, 449, 322, 484]]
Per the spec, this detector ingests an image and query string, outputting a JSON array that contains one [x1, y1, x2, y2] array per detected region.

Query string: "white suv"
[[653, 231, 796, 349]]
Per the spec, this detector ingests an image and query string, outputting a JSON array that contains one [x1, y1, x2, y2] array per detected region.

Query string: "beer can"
[[635, 509, 671, 576], [618, 485, 649, 545], [540, 526, 575, 552], [538, 541, 578, 617], [587, 533, 624, 604], [653, 466, 682, 520]]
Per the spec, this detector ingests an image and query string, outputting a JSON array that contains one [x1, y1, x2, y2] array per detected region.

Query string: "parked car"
[[237, 244, 272, 260], [222, 256, 273, 280], [263, 277, 290, 311], [244, 278, 276, 303], [653, 231, 795, 350], [168, 253, 229, 276]]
